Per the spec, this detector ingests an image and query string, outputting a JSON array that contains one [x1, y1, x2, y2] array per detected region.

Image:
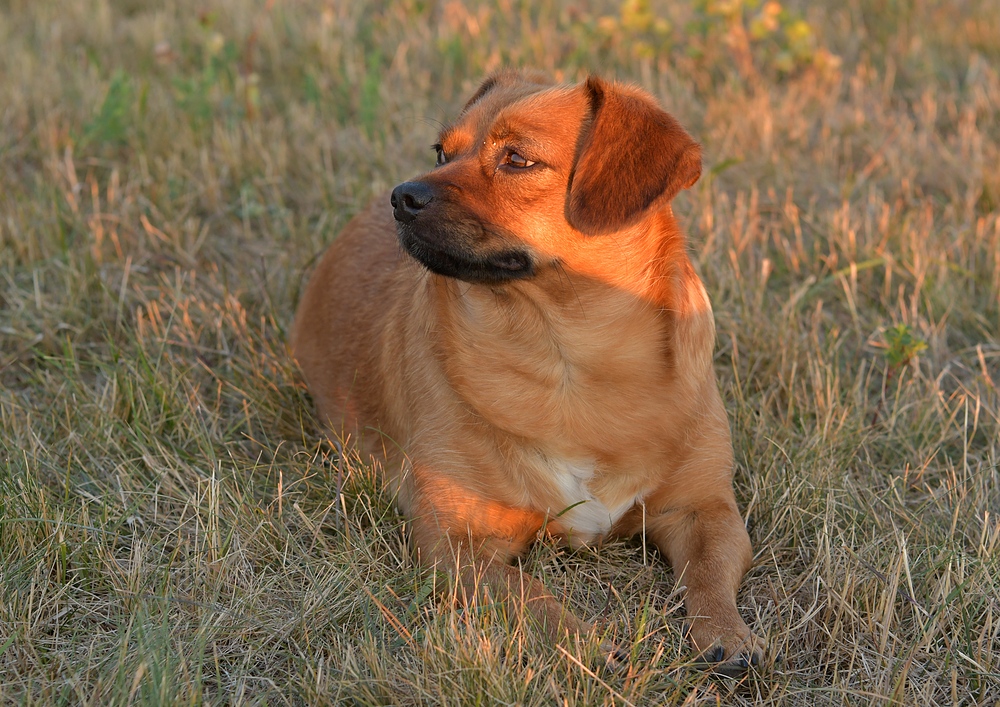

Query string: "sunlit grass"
[[1, 0, 998, 704]]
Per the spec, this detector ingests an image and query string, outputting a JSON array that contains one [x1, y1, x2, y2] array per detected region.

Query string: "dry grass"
[[1, 0, 999, 704]]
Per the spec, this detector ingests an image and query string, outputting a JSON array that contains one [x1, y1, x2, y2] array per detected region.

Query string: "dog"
[[291, 69, 763, 674]]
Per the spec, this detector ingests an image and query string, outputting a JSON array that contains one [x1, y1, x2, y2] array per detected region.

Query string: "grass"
[[1, 0, 998, 704]]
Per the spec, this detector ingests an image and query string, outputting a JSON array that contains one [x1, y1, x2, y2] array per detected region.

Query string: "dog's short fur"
[[292, 70, 763, 673]]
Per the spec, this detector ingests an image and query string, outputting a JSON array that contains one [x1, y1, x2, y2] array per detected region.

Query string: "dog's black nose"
[[390, 182, 434, 223]]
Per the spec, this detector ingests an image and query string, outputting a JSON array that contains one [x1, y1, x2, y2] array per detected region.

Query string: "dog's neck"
[[553, 208, 692, 304], [423, 208, 716, 447]]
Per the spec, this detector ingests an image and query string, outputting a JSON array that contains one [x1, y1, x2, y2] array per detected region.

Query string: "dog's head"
[[391, 69, 702, 285]]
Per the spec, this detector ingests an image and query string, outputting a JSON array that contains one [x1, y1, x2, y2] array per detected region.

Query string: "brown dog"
[[292, 69, 763, 674]]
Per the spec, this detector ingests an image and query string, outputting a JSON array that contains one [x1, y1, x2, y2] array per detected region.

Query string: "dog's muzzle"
[[390, 181, 535, 285]]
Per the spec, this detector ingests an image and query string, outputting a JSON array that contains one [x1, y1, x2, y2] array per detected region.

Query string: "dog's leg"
[[645, 497, 763, 674], [407, 511, 619, 664], [458, 556, 596, 642]]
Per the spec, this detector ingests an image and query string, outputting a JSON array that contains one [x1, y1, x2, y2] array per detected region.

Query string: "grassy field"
[[2, 0, 999, 704]]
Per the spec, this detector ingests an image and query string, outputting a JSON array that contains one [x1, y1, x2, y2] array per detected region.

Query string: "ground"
[[1, 0, 998, 704]]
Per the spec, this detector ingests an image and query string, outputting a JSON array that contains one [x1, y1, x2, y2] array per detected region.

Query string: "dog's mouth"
[[396, 224, 534, 285]]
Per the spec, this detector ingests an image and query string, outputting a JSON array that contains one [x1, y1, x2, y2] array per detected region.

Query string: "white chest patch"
[[546, 458, 636, 545]]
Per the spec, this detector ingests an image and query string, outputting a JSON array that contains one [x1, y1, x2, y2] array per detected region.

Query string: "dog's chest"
[[540, 456, 641, 545], [450, 290, 677, 444]]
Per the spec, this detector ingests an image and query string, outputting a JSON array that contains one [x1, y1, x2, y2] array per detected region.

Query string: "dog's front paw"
[[686, 623, 765, 676], [702, 638, 764, 677], [597, 639, 630, 673]]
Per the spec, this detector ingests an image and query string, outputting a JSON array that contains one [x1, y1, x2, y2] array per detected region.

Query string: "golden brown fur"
[[291, 69, 763, 673]]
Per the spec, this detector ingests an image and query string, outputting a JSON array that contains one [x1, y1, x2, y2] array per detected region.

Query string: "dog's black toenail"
[[750, 651, 761, 667], [709, 645, 725, 663]]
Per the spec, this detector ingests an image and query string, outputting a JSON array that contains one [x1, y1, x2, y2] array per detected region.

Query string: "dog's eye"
[[506, 151, 535, 168], [433, 144, 447, 166]]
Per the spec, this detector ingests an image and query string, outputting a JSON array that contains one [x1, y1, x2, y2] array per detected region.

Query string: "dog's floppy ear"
[[567, 76, 702, 235]]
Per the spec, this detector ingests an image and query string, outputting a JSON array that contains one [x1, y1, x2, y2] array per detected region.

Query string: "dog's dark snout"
[[391, 182, 434, 223]]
